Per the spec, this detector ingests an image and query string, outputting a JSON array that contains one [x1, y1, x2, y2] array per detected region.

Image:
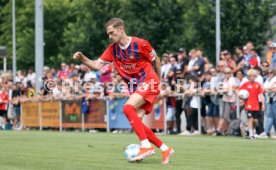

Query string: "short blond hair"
[[105, 18, 125, 28], [247, 69, 257, 77]]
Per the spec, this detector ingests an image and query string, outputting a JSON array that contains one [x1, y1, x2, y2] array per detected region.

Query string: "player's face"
[[106, 25, 123, 43]]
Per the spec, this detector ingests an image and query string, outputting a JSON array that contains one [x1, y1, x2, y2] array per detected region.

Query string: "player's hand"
[[73, 52, 84, 60]]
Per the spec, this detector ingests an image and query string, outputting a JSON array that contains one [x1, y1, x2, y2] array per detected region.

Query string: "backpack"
[[226, 119, 242, 136]]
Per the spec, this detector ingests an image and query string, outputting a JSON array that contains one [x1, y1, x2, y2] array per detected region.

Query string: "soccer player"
[[73, 18, 174, 164], [238, 69, 265, 139]]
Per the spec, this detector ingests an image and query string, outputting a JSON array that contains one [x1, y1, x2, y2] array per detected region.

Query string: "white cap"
[[84, 72, 96, 81], [270, 42, 276, 48]]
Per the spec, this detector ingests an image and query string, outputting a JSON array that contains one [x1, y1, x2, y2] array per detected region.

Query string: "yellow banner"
[[21, 102, 39, 127], [41, 101, 60, 127]]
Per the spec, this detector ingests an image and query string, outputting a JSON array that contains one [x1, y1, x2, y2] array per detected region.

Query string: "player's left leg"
[[137, 108, 174, 164], [123, 93, 155, 161]]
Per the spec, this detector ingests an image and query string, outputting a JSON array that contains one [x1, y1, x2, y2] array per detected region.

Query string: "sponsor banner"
[[61, 100, 82, 128], [108, 98, 131, 129], [85, 99, 107, 128], [41, 101, 60, 127], [143, 98, 165, 129], [21, 102, 39, 127]]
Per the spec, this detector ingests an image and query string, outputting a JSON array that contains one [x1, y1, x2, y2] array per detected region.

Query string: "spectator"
[[12, 82, 23, 130], [222, 50, 237, 72], [215, 67, 237, 135], [161, 53, 171, 80], [246, 42, 260, 65], [167, 54, 178, 90], [235, 46, 244, 65], [187, 49, 205, 77], [270, 43, 276, 69], [204, 69, 219, 134], [248, 49, 259, 68], [266, 39, 273, 65], [57, 63, 71, 79], [26, 67, 36, 84], [260, 68, 276, 138], [100, 64, 112, 83], [174, 68, 185, 134], [0, 86, 9, 130], [203, 57, 213, 72]]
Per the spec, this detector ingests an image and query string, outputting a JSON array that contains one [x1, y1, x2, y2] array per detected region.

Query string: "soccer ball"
[[238, 89, 249, 100], [124, 144, 141, 162]]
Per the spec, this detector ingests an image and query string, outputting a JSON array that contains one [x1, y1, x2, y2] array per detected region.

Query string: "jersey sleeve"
[[239, 82, 247, 90], [140, 40, 157, 61], [100, 45, 113, 62]]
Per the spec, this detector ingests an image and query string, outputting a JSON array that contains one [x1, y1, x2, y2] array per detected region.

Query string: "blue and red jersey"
[[100, 37, 160, 92]]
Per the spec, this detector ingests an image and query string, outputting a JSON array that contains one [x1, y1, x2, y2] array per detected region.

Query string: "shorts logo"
[[129, 55, 134, 60]]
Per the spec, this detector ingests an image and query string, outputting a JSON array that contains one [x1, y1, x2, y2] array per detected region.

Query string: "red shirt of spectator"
[[239, 81, 262, 111], [58, 64, 71, 79], [248, 56, 258, 67], [100, 64, 112, 83], [0, 92, 9, 110]]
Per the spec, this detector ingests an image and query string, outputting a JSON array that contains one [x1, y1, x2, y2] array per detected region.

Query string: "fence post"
[[197, 95, 202, 134], [236, 96, 240, 119], [59, 101, 62, 132], [163, 97, 167, 134], [39, 102, 42, 131], [106, 98, 110, 132], [81, 113, 85, 132]]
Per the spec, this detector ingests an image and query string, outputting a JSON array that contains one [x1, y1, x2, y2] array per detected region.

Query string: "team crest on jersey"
[[129, 55, 134, 60]]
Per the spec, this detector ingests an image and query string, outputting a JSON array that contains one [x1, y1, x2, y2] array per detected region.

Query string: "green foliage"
[[0, 0, 275, 70]]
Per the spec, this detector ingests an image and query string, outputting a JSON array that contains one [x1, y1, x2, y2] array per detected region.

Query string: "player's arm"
[[73, 52, 109, 71], [152, 56, 161, 78]]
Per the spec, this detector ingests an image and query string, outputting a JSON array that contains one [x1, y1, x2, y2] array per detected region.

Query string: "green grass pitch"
[[0, 131, 276, 170]]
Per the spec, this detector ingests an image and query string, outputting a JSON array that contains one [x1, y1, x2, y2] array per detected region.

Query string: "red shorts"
[[135, 81, 160, 114]]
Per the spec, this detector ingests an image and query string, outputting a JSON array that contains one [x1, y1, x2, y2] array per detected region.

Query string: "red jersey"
[[239, 81, 262, 111], [0, 92, 9, 110], [100, 37, 159, 93], [248, 57, 258, 67]]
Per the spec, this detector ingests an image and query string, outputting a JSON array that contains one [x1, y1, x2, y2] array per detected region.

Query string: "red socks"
[[123, 104, 147, 141], [123, 104, 163, 148], [142, 123, 163, 148]]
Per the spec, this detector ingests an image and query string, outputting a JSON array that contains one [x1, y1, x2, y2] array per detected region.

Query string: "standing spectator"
[[270, 43, 276, 69], [235, 46, 244, 65], [243, 46, 251, 66], [26, 67, 36, 84], [266, 39, 273, 65], [246, 42, 260, 65], [260, 62, 270, 81], [58, 63, 71, 79], [238, 69, 265, 139], [187, 49, 205, 77], [215, 60, 226, 118], [167, 55, 178, 90], [0, 86, 9, 130], [215, 67, 237, 135], [100, 64, 112, 83], [204, 69, 219, 134], [248, 49, 259, 68], [12, 82, 22, 130], [203, 57, 213, 73], [174, 68, 185, 134], [161, 53, 171, 80], [222, 50, 237, 72], [259, 68, 276, 138], [5, 80, 13, 121]]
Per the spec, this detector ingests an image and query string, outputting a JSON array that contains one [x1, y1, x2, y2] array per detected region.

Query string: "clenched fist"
[[73, 52, 84, 60]]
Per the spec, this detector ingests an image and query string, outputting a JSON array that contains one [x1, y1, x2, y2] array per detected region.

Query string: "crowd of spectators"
[[0, 39, 276, 139]]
